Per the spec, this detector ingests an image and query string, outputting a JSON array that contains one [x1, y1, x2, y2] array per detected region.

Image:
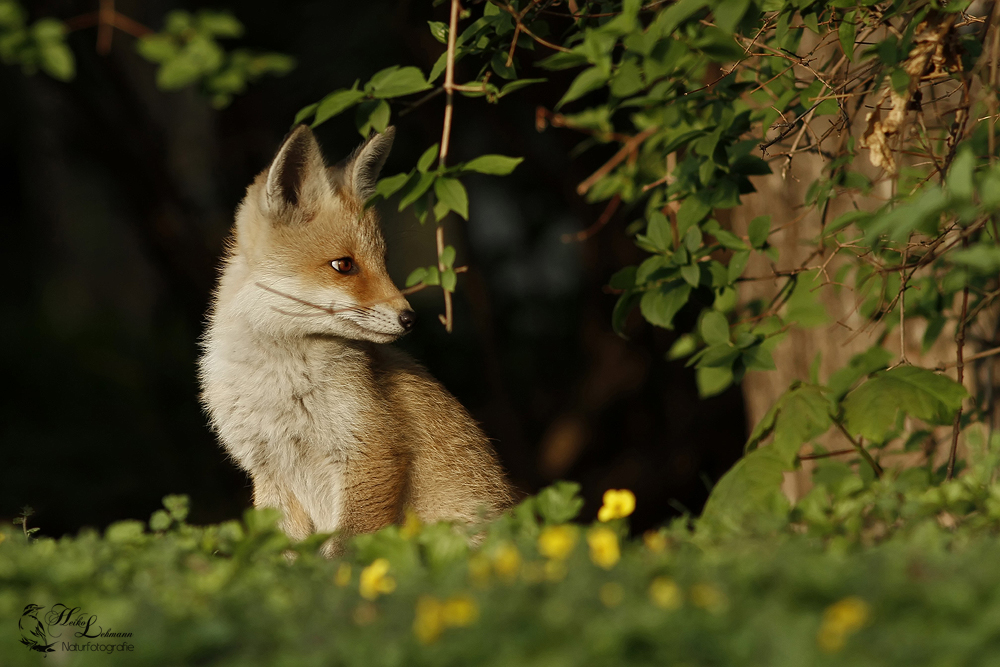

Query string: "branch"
[[576, 126, 658, 196], [834, 420, 883, 478]]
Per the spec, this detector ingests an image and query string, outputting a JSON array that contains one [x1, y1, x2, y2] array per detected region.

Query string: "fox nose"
[[399, 309, 416, 331]]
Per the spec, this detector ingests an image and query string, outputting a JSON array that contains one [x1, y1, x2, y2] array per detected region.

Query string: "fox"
[[198, 124, 514, 553]]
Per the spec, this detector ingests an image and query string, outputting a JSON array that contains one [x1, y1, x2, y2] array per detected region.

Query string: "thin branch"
[[835, 420, 883, 478], [947, 256, 971, 480], [562, 194, 621, 243], [576, 126, 658, 196]]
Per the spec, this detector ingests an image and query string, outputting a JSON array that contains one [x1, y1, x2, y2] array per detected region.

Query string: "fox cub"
[[199, 125, 513, 551]]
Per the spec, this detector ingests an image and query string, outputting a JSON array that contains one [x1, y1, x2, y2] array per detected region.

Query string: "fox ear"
[[264, 125, 330, 220], [345, 126, 395, 201]]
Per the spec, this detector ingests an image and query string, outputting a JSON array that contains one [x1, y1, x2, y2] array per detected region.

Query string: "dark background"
[[0, 0, 747, 537]]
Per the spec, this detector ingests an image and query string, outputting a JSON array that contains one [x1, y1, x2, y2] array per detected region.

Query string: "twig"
[[947, 250, 971, 480], [562, 194, 621, 243], [432, 0, 463, 333], [491, 1, 571, 53], [835, 420, 883, 478], [798, 448, 857, 461], [936, 345, 1000, 370], [576, 126, 658, 196], [436, 225, 453, 331]]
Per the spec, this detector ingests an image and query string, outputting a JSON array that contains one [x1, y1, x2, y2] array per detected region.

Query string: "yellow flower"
[[598, 489, 636, 522], [442, 595, 479, 627], [0, 532, 5, 546], [359, 558, 396, 600], [467, 553, 491, 586], [413, 595, 444, 644], [587, 527, 621, 569], [649, 577, 682, 610], [413, 595, 479, 644], [400, 508, 422, 539], [817, 597, 870, 653], [493, 542, 521, 581], [537, 525, 578, 560], [599, 582, 624, 608], [643, 530, 668, 553], [334, 562, 351, 587], [690, 583, 726, 613]]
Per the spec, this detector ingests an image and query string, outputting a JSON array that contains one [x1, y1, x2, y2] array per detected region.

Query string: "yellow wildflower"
[[400, 508, 422, 539], [442, 595, 479, 627], [359, 558, 396, 600], [413, 596, 444, 644], [599, 582, 624, 608], [467, 553, 492, 586], [597, 489, 636, 522], [0, 532, 5, 546], [413, 595, 479, 644], [493, 542, 522, 581], [587, 527, 621, 569], [690, 583, 726, 613], [643, 530, 668, 553], [537, 525, 578, 560], [649, 577, 682, 610], [817, 597, 870, 653], [334, 562, 351, 587]]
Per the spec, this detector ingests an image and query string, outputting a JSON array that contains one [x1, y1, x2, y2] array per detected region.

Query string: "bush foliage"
[[5, 0, 1000, 661]]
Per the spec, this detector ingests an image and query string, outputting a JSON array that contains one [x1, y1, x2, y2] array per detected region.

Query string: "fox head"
[[224, 124, 414, 343]]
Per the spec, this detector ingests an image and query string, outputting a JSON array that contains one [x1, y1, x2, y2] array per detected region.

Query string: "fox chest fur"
[[199, 125, 513, 549]]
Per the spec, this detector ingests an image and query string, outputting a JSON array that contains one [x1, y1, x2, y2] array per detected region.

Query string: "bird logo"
[[19, 604, 56, 654]]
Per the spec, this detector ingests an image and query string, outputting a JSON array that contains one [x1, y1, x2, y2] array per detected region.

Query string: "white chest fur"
[[199, 324, 370, 532]]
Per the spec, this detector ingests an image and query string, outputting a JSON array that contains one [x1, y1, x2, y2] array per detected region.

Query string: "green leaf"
[[676, 197, 711, 236], [712, 228, 748, 250], [462, 155, 523, 175], [137, 34, 179, 63], [440, 245, 456, 269], [434, 178, 469, 220], [697, 365, 734, 397], [699, 448, 791, 532], [196, 10, 244, 37], [842, 366, 969, 442], [498, 78, 546, 98], [950, 245, 1000, 274], [441, 267, 457, 292], [742, 344, 776, 371], [647, 211, 673, 250], [374, 173, 411, 200], [652, 0, 709, 37], [610, 58, 644, 97], [356, 99, 391, 137], [423, 266, 441, 286], [313, 87, 366, 127], [714, 0, 750, 32], [405, 267, 428, 287], [700, 311, 730, 345], [782, 270, 829, 328], [156, 54, 203, 90], [827, 346, 893, 400], [293, 103, 318, 125], [427, 20, 448, 43], [748, 215, 770, 248], [947, 145, 975, 202], [746, 384, 833, 463], [38, 40, 73, 80], [640, 283, 691, 329], [839, 11, 856, 60], [680, 263, 701, 287], [536, 481, 584, 524], [398, 172, 435, 211], [367, 65, 431, 98], [417, 144, 440, 173], [668, 334, 697, 360], [556, 66, 608, 109], [727, 250, 750, 283]]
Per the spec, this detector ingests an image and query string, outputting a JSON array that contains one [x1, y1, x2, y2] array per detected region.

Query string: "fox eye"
[[330, 258, 357, 275]]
